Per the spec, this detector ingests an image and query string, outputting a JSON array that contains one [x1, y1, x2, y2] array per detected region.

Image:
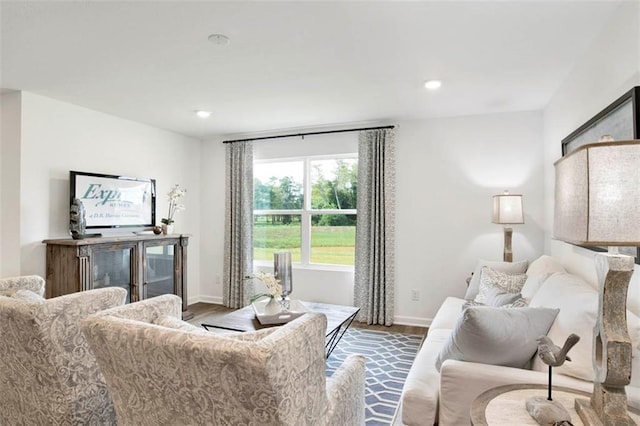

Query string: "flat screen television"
[[70, 171, 156, 229]]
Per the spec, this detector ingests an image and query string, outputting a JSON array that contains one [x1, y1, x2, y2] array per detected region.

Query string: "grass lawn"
[[254, 224, 355, 265]]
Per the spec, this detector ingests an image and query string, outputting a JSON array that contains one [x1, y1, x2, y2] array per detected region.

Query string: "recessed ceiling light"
[[424, 80, 442, 90], [207, 33, 230, 46], [195, 110, 211, 118]]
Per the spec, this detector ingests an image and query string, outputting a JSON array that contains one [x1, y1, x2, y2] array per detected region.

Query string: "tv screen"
[[70, 171, 156, 229]]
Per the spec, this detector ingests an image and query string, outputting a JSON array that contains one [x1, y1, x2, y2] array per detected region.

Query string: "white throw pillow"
[[521, 272, 555, 301], [526, 255, 566, 277], [529, 273, 597, 381], [464, 259, 528, 300], [474, 267, 527, 304], [435, 306, 559, 371]]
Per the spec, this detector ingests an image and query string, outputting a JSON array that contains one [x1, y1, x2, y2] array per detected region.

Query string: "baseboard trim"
[[392, 315, 432, 328], [189, 295, 223, 305]]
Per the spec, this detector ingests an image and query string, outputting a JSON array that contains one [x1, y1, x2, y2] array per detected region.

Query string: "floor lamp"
[[492, 191, 524, 262], [554, 140, 640, 425]]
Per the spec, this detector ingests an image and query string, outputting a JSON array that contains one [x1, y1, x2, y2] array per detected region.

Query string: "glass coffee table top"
[[200, 301, 360, 358]]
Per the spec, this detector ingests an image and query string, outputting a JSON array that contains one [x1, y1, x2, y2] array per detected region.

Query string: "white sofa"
[[393, 255, 640, 426]]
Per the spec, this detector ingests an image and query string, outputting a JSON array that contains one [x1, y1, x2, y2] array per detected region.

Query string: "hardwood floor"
[[187, 302, 427, 336]]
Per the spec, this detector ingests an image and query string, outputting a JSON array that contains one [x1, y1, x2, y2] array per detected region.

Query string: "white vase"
[[264, 297, 281, 315], [161, 224, 174, 235]]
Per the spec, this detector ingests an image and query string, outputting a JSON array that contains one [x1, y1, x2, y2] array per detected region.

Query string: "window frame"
[[253, 153, 357, 271]]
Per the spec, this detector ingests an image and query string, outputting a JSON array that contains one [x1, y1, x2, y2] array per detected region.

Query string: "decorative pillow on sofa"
[[529, 272, 640, 383], [484, 287, 523, 307], [474, 267, 527, 304], [525, 255, 567, 277], [528, 273, 597, 380], [464, 259, 528, 300], [435, 306, 559, 371]]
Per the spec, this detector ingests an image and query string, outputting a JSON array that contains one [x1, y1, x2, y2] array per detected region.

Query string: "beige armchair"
[[0, 278, 127, 425], [83, 294, 366, 425]]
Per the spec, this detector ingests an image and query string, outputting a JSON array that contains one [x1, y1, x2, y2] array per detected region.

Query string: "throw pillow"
[[484, 287, 523, 307], [520, 272, 554, 301], [474, 267, 527, 304], [435, 306, 559, 371], [525, 255, 567, 278], [528, 273, 597, 381], [464, 259, 528, 300]]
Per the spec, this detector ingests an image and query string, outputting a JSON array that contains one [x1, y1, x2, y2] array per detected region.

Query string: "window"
[[253, 155, 357, 267]]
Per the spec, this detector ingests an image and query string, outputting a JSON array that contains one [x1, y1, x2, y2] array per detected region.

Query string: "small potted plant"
[[160, 184, 186, 234]]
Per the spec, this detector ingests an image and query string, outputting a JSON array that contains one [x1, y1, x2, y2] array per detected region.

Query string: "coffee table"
[[200, 301, 360, 358]]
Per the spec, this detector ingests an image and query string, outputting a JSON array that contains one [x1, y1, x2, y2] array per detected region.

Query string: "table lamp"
[[554, 140, 640, 425], [492, 191, 524, 262]]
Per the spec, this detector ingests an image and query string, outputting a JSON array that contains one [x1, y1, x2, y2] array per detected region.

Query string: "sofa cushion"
[[521, 272, 554, 301], [465, 259, 528, 300], [435, 306, 559, 371]]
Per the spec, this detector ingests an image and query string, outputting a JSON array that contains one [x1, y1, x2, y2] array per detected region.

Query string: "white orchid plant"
[[161, 184, 186, 225], [249, 271, 283, 303]]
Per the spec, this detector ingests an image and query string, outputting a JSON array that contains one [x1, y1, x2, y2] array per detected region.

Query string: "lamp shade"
[[554, 140, 640, 246], [492, 193, 524, 225]]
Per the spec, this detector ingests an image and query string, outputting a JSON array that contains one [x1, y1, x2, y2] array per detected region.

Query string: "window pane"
[[253, 214, 301, 262], [254, 161, 303, 210], [311, 214, 356, 265], [311, 159, 357, 210]]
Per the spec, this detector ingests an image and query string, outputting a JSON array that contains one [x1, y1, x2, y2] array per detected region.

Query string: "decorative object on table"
[[160, 184, 186, 234], [554, 140, 640, 425], [248, 271, 287, 316], [152, 225, 162, 235], [69, 198, 102, 239], [525, 333, 580, 425], [491, 191, 524, 262], [251, 298, 309, 325], [69, 197, 86, 238], [274, 251, 293, 310], [525, 398, 573, 426], [536, 334, 580, 399]]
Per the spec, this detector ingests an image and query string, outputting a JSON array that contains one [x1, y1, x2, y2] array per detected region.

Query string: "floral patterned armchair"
[[82, 294, 366, 425], [0, 277, 127, 425]]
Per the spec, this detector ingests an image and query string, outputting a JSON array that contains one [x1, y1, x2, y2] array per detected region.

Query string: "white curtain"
[[354, 129, 396, 325], [223, 141, 254, 308]]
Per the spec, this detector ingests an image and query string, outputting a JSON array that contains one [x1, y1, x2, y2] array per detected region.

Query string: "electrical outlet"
[[411, 289, 420, 301], [215, 275, 221, 286]]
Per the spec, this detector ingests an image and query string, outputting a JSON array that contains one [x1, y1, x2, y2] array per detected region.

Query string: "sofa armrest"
[[326, 354, 366, 425], [0, 275, 45, 297], [438, 359, 592, 426]]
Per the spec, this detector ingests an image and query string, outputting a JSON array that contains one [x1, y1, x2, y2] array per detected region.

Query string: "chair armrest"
[[225, 327, 280, 341], [0, 275, 45, 297], [326, 354, 366, 425]]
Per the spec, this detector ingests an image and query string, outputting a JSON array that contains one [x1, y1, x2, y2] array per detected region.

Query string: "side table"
[[470, 384, 640, 425]]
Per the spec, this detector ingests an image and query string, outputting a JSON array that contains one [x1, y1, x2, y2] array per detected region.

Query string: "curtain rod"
[[222, 125, 395, 144]]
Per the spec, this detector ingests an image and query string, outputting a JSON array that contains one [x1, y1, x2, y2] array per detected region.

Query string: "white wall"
[[543, 1, 640, 314], [200, 112, 545, 325], [2, 91, 203, 304], [394, 111, 545, 325]]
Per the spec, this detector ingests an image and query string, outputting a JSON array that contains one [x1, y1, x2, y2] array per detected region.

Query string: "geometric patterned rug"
[[325, 328, 424, 425]]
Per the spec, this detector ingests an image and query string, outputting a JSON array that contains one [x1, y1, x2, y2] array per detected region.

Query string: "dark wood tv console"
[[42, 234, 192, 319]]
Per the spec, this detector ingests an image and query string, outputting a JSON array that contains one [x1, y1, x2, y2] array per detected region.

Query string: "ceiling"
[[0, 1, 624, 139]]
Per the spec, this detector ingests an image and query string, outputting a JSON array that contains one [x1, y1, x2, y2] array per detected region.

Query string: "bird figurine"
[[526, 334, 581, 426], [536, 334, 580, 367]]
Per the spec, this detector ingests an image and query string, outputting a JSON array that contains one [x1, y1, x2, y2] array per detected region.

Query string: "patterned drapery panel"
[[354, 129, 396, 325], [223, 141, 254, 308]]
